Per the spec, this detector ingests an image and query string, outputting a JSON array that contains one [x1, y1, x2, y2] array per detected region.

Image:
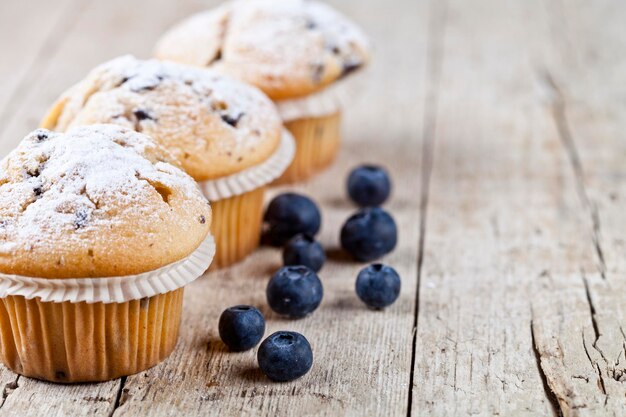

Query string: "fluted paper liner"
[[0, 289, 184, 382], [198, 130, 295, 201], [0, 234, 215, 304], [274, 112, 342, 184], [209, 187, 265, 269]]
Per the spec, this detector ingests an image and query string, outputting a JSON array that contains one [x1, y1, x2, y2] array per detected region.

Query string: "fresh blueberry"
[[355, 264, 401, 309], [266, 266, 323, 318], [347, 165, 392, 207], [340, 207, 398, 261], [283, 234, 326, 272], [257, 331, 313, 382], [263, 193, 321, 246], [218, 305, 265, 352]]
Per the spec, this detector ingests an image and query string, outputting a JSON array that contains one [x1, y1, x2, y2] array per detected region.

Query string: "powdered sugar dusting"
[[58, 55, 277, 137], [155, 0, 370, 99], [48, 55, 283, 180], [0, 125, 207, 257]]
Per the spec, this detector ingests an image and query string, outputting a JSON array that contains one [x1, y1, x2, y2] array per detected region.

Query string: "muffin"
[[0, 124, 213, 382], [154, 0, 370, 183], [41, 55, 293, 269]]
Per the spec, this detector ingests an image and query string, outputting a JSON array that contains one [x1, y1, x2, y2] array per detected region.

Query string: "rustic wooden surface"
[[0, 0, 624, 415]]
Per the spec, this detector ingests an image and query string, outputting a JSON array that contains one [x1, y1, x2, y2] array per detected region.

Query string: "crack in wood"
[[620, 328, 626, 376], [579, 273, 617, 409], [108, 376, 127, 417], [0, 375, 20, 410], [581, 274, 609, 364], [407, 0, 448, 416], [581, 330, 609, 407], [531, 321, 564, 417], [595, 363, 608, 406], [539, 70, 607, 280]]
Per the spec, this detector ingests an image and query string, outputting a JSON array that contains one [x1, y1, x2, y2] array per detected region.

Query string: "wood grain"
[[529, 0, 626, 414], [412, 0, 568, 413], [0, 0, 624, 415], [410, 0, 623, 415]]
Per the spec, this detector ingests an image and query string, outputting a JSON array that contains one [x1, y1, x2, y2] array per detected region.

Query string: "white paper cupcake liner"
[[199, 129, 295, 201], [0, 234, 215, 304], [276, 83, 343, 122], [275, 72, 367, 121]]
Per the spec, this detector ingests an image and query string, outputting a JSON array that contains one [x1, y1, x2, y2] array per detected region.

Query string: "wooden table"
[[0, 0, 625, 415]]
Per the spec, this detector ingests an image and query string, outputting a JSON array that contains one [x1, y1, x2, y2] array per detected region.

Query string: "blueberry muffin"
[[154, 0, 370, 183], [0, 124, 212, 382], [41, 55, 292, 268]]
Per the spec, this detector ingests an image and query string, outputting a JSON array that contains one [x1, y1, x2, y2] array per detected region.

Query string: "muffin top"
[[0, 125, 211, 279], [41, 55, 283, 181], [154, 0, 370, 100]]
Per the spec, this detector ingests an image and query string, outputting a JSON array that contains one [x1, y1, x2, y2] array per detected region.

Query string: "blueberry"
[[263, 193, 321, 247], [266, 266, 323, 318], [347, 165, 391, 207], [257, 331, 313, 382], [218, 305, 265, 352], [283, 234, 326, 272], [356, 264, 401, 309], [340, 207, 397, 261]]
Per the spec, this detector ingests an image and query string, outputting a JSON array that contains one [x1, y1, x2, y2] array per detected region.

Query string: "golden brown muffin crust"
[[41, 56, 283, 181], [154, 0, 370, 100], [0, 125, 211, 278]]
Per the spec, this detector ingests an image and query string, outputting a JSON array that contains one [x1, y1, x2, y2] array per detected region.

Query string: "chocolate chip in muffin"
[[199, 215, 206, 224], [305, 18, 317, 30], [221, 112, 244, 128], [341, 61, 362, 78], [329, 45, 341, 55], [36, 132, 48, 141], [33, 185, 43, 197], [74, 208, 89, 230], [133, 109, 155, 122]]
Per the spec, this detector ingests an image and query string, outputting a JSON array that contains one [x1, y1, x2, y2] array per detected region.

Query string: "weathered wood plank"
[[112, 0, 427, 415], [0, 377, 121, 416], [529, 0, 626, 414], [0, 0, 79, 129], [410, 0, 611, 415]]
